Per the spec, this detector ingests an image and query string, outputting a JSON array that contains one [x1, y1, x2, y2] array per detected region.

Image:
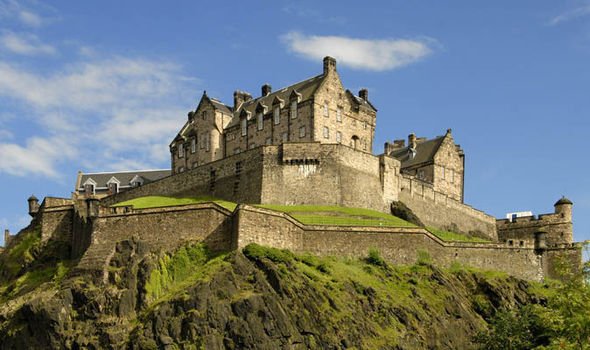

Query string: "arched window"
[[351, 135, 359, 149]]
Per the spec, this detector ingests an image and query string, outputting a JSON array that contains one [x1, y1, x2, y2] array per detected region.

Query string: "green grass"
[[112, 196, 237, 212], [255, 204, 415, 227], [427, 227, 491, 243]]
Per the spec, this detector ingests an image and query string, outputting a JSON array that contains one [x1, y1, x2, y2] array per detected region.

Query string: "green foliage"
[[416, 250, 432, 265], [475, 307, 538, 350], [113, 196, 237, 211], [242, 244, 294, 264], [145, 244, 225, 303], [427, 227, 491, 243], [255, 204, 415, 227], [365, 248, 387, 267]]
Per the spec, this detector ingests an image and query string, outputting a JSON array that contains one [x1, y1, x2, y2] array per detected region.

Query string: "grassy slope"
[[427, 227, 491, 243], [112, 195, 237, 212]]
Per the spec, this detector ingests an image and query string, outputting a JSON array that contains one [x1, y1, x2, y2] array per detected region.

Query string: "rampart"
[[497, 212, 573, 247], [234, 205, 578, 281], [101, 143, 401, 213], [36, 197, 75, 247], [74, 203, 234, 281], [399, 175, 498, 240]]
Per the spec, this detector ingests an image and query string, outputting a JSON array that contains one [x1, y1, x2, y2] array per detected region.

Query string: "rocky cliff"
[[0, 225, 547, 349]]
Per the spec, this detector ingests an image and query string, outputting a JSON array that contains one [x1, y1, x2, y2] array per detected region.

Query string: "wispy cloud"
[[0, 0, 52, 27], [549, 3, 590, 26], [0, 55, 199, 177], [0, 31, 56, 55], [281, 32, 436, 71], [282, 5, 346, 25]]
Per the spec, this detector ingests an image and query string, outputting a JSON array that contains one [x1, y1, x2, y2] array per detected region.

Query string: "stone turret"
[[28, 195, 39, 217], [554, 196, 573, 222]]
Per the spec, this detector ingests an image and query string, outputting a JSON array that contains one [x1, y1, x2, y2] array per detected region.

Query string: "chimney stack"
[[233, 90, 252, 111], [4, 229, 10, 246], [359, 88, 369, 101], [323, 56, 337, 75], [261, 84, 272, 97], [408, 133, 417, 149]]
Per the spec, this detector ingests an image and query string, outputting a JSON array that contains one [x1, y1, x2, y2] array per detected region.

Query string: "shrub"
[[242, 244, 293, 264], [366, 248, 386, 267]]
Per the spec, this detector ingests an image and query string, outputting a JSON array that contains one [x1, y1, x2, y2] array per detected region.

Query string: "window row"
[[242, 100, 299, 136], [177, 134, 210, 158]]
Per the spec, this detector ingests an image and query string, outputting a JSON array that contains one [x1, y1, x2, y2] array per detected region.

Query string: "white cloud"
[[0, 31, 56, 56], [0, 0, 49, 27], [281, 32, 435, 71], [549, 4, 590, 25], [0, 54, 198, 177]]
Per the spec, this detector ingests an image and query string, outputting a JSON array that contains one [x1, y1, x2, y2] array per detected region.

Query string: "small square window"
[[336, 107, 342, 122], [282, 132, 288, 142]]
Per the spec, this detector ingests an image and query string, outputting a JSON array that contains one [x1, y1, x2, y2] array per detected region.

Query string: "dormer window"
[[273, 106, 280, 125], [130, 175, 144, 188], [323, 102, 329, 117], [290, 100, 298, 119], [107, 176, 121, 195], [178, 143, 184, 158], [241, 118, 247, 136], [257, 112, 263, 131], [84, 183, 95, 195]]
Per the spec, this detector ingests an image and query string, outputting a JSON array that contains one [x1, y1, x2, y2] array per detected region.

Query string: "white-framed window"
[[336, 107, 342, 122], [273, 106, 280, 125], [299, 126, 306, 138], [191, 137, 196, 153], [108, 182, 119, 194], [323, 102, 329, 117], [257, 112, 263, 131], [205, 133, 210, 152], [441, 167, 445, 180], [281, 132, 288, 142], [265, 137, 272, 145], [323, 126, 329, 139], [336, 131, 342, 143], [241, 118, 247, 136], [84, 183, 95, 195], [290, 100, 298, 119], [178, 143, 184, 158]]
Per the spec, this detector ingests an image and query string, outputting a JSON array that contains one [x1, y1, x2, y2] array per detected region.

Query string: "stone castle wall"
[[497, 211, 573, 246], [399, 175, 497, 240], [234, 205, 559, 281], [36, 197, 75, 245], [74, 203, 233, 280]]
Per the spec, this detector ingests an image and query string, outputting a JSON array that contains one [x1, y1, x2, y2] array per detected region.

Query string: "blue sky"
[[0, 1, 589, 245]]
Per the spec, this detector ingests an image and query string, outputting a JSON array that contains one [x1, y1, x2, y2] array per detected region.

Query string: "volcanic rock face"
[[0, 235, 538, 350]]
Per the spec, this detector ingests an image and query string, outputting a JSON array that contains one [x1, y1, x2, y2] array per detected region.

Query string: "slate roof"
[[226, 74, 326, 128], [210, 98, 233, 115], [389, 136, 446, 169], [78, 169, 170, 191]]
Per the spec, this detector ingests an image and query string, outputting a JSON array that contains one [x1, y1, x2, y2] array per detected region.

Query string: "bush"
[[366, 248, 386, 267], [242, 244, 293, 264]]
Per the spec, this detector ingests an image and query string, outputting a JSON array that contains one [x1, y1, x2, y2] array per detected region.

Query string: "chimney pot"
[[359, 88, 368, 101], [408, 133, 417, 149], [261, 84, 272, 97]]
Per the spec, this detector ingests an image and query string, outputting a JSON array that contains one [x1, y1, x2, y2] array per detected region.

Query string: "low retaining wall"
[[234, 205, 548, 281]]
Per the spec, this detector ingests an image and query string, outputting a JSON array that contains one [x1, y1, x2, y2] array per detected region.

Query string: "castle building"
[[170, 57, 376, 175], [2, 56, 581, 283]]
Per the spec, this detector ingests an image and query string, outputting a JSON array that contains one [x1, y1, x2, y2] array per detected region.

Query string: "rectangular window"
[[363, 140, 367, 151], [205, 133, 210, 152], [235, 161, 242, 175], [299, 126, 306, 138], [273, 106, 280, 125], [178, 143, 184, 158], [241, 118, 247, 136], [417, 169, 425, 180], [336, 107, 342, 122], [336, 131, 342, 143], [191, 138, 196, 153], [257, 112, 263, 131], [281, 132, 288, 142], [323, 102, 329, 117], [200, 133, 205, 149], [323, 126, 329, 139], [290, 100, 297, 119]]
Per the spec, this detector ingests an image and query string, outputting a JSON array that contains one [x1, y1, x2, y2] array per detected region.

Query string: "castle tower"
[[552, 196, 574, 244], [554, 196, 573, 222], [28, 195, 39, 217]]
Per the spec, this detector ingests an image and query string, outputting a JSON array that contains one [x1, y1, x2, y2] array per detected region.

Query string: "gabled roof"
[[210, 98, 233, 114], [78, 169, 171, 190], [226, 74, 325, 128], [389, 136, 446, 169]]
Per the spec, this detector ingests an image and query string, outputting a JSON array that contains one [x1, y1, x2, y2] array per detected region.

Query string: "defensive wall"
[[35, 197, 75, 249], [101, 142, 497, 240], [399, 175, 497, 240], [497, 208, 573, 247]]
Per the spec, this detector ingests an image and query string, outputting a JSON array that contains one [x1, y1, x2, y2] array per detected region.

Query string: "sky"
[[0, 1, 589, 246]]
